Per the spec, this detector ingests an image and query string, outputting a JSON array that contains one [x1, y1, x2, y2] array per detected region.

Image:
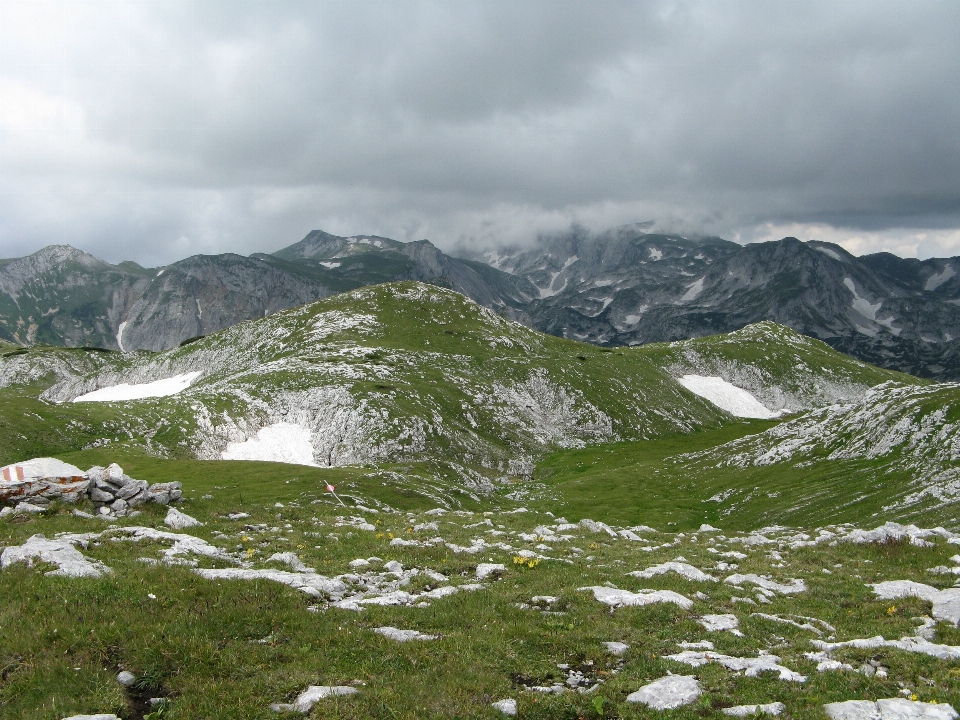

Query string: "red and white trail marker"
[[326, 483, 346, 506]]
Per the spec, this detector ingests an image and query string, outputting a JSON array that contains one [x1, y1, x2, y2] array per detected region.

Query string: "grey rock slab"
[[195, 568, 347, 598], [872, 580, 960, 626], [626, 674, 701, 709], [1, 534, 111, 578], [825, 699, 958, 720], [374, 626, 438, 642], [476, 563, 505, 580], [61, 715, 122, 720], [724, 573, 806, 594], [630, 561, 717, 582], [116, 671, 136, 687], [723, 702, 785, 716], [580, 585, 693, 609], [665, 650, 807, 682], [602, 641, 630, 656], [164, 507, 202, 529], [270, 685, 358, 713], [492, 698, 518, 716], [699, 614, 743, 635]]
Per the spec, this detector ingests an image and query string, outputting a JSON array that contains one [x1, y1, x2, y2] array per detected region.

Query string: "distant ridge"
[[1, 225, 959, 378]]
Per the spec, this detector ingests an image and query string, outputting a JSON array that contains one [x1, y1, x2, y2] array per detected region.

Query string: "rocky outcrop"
[[0, 458, 181, 516], [462, 227, 960, 380]]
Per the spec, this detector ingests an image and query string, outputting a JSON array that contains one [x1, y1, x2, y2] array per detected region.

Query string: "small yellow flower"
[[388, 532, 394, 539], [887, 605, 898, 616], [376, 533, 384, 539], [246, 548, 255, 557], [911, 694, 918, 702]]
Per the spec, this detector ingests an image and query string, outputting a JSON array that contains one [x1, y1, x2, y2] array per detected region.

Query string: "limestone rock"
[[165, 508, 202, 529]]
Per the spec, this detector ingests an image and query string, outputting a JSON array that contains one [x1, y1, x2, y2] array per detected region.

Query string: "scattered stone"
[[580, 585, 693, 609], [267, 552, 313, 573], [270, 685, 357, 713], [195, 568, 347, 598], [116, 670, 136, 687], [61, 715, 121, 720], [630, 561, 717, 582], [725, 574, 806, 595], [476, 563, 505, 580], [383, 560, 403, 574], [373, 626, 438, 642], [602, 641, 630, 655], [491, 698, 517, 715], [824, 698, 957, 720], [164, 507, 202, 529], [14, 501, 47, 514], [665, 650, 807, 682], [579, 518, 618, 536], [872, 580, 960, 626], [1, 534, 111, 578], [227, 512, 250, 520], [348, 559, 371, 569], [626, 675, 701, 709], [699, 614, 743, 635], [723, 702, 785, 716], [811, 635, 960, 661]]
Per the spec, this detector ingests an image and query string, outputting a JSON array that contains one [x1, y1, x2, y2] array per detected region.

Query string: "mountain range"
[[2, 225, 958, 379]]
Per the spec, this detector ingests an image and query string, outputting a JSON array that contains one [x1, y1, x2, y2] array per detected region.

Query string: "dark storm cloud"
[[1, 0, 960, 264]]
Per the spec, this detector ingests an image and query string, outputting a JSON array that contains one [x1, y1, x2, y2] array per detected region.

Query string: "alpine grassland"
[[2, 282, 959, 719]]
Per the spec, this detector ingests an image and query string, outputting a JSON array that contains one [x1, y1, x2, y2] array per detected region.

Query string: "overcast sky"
[[2, 0, 960, 266]]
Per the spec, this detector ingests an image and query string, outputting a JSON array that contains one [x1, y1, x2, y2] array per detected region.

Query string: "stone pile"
[[0, 457, 182, 517], [86, 463, 182, 516]]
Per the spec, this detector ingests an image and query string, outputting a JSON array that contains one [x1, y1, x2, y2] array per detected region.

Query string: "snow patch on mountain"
[[73, 372, 201, 402], [221, 422, 317, 465], [677, 375, 781, 419]]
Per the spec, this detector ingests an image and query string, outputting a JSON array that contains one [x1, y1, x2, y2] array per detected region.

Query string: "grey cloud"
[[2, 0, 960, 264]]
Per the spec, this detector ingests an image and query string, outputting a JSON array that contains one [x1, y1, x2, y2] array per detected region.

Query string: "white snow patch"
[[677, 375, 781, 419], [649, 248, 663, 261], [319, 261, 341, 269], [221, 422, 316, 466], [815, 246, 843, 261], [538, 256, 578, 299], [925, 265, 956, 291], [116, 321, 127, 352], [681, 277, 705, 302], [73, 371, 201, 402], [623, 307, 648, 325], [626, 675, 700, 709]]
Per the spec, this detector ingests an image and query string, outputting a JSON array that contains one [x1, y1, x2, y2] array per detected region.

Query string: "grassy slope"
[[2, 481, 959, 718]]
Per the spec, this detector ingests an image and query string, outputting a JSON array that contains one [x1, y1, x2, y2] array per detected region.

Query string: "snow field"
[[677, 374, 782, 419], [72, 371, 202, 402]]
